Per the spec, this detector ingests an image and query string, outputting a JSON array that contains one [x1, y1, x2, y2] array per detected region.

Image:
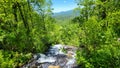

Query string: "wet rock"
[[48, 65, 60, 68], [66, 58, 76, 65], [41, 63, 51, 68], [64, 46, 78, 52], [66, 53, 73, 58], [55, 54, 67, 58], [34, 53, 46, 60], [22, 44, 78, 68], [67, 51, 76, 58]]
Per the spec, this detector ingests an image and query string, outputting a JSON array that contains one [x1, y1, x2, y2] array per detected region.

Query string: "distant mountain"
[[53, 10, 74, 16], [52, 10, 79, 21]]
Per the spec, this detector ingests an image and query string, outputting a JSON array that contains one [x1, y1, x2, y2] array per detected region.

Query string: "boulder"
[[66, 53, 73, 58], [48, 65, 60, 68]]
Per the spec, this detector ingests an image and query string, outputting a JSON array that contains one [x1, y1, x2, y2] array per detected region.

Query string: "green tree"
[[0, 0, 54, 53]]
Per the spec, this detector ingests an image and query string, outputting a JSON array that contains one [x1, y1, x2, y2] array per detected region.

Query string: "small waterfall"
[[22, 44, 78, 68]]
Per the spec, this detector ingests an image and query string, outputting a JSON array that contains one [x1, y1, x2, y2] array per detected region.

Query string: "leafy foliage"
[[0, 0, 120, 67], [75, 0, 120, 68], [0, 50, 32, 68]]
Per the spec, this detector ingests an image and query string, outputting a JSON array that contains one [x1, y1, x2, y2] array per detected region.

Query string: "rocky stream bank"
[[22, 44, 78, 68]]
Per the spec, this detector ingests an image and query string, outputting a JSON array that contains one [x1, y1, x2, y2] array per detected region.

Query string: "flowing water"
[[22, 44, 78, 68]]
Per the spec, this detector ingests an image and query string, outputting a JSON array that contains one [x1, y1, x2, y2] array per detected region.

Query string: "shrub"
[[0, 50, 32, 68], [77, 42, 120, 68]]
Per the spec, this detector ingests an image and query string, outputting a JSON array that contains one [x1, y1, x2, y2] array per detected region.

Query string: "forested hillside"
[[53, 10, 79, 25], [0, 0, 120, 68]]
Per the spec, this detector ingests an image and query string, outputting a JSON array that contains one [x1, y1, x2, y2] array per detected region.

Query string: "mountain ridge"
[[53, 10, 79, 17], [52, 10, 79, 21]]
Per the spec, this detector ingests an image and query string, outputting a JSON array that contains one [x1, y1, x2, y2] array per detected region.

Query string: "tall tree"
[[75, 0, 95, 21]]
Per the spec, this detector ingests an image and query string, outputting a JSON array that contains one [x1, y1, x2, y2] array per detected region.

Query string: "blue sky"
[[52, 0, 77, 13]]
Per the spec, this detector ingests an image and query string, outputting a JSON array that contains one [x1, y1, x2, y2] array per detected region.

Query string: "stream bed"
[[22, 44, 78, 68]]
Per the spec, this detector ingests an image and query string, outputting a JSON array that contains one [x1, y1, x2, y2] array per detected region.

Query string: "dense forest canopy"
[[0, 0, 120, 68]]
